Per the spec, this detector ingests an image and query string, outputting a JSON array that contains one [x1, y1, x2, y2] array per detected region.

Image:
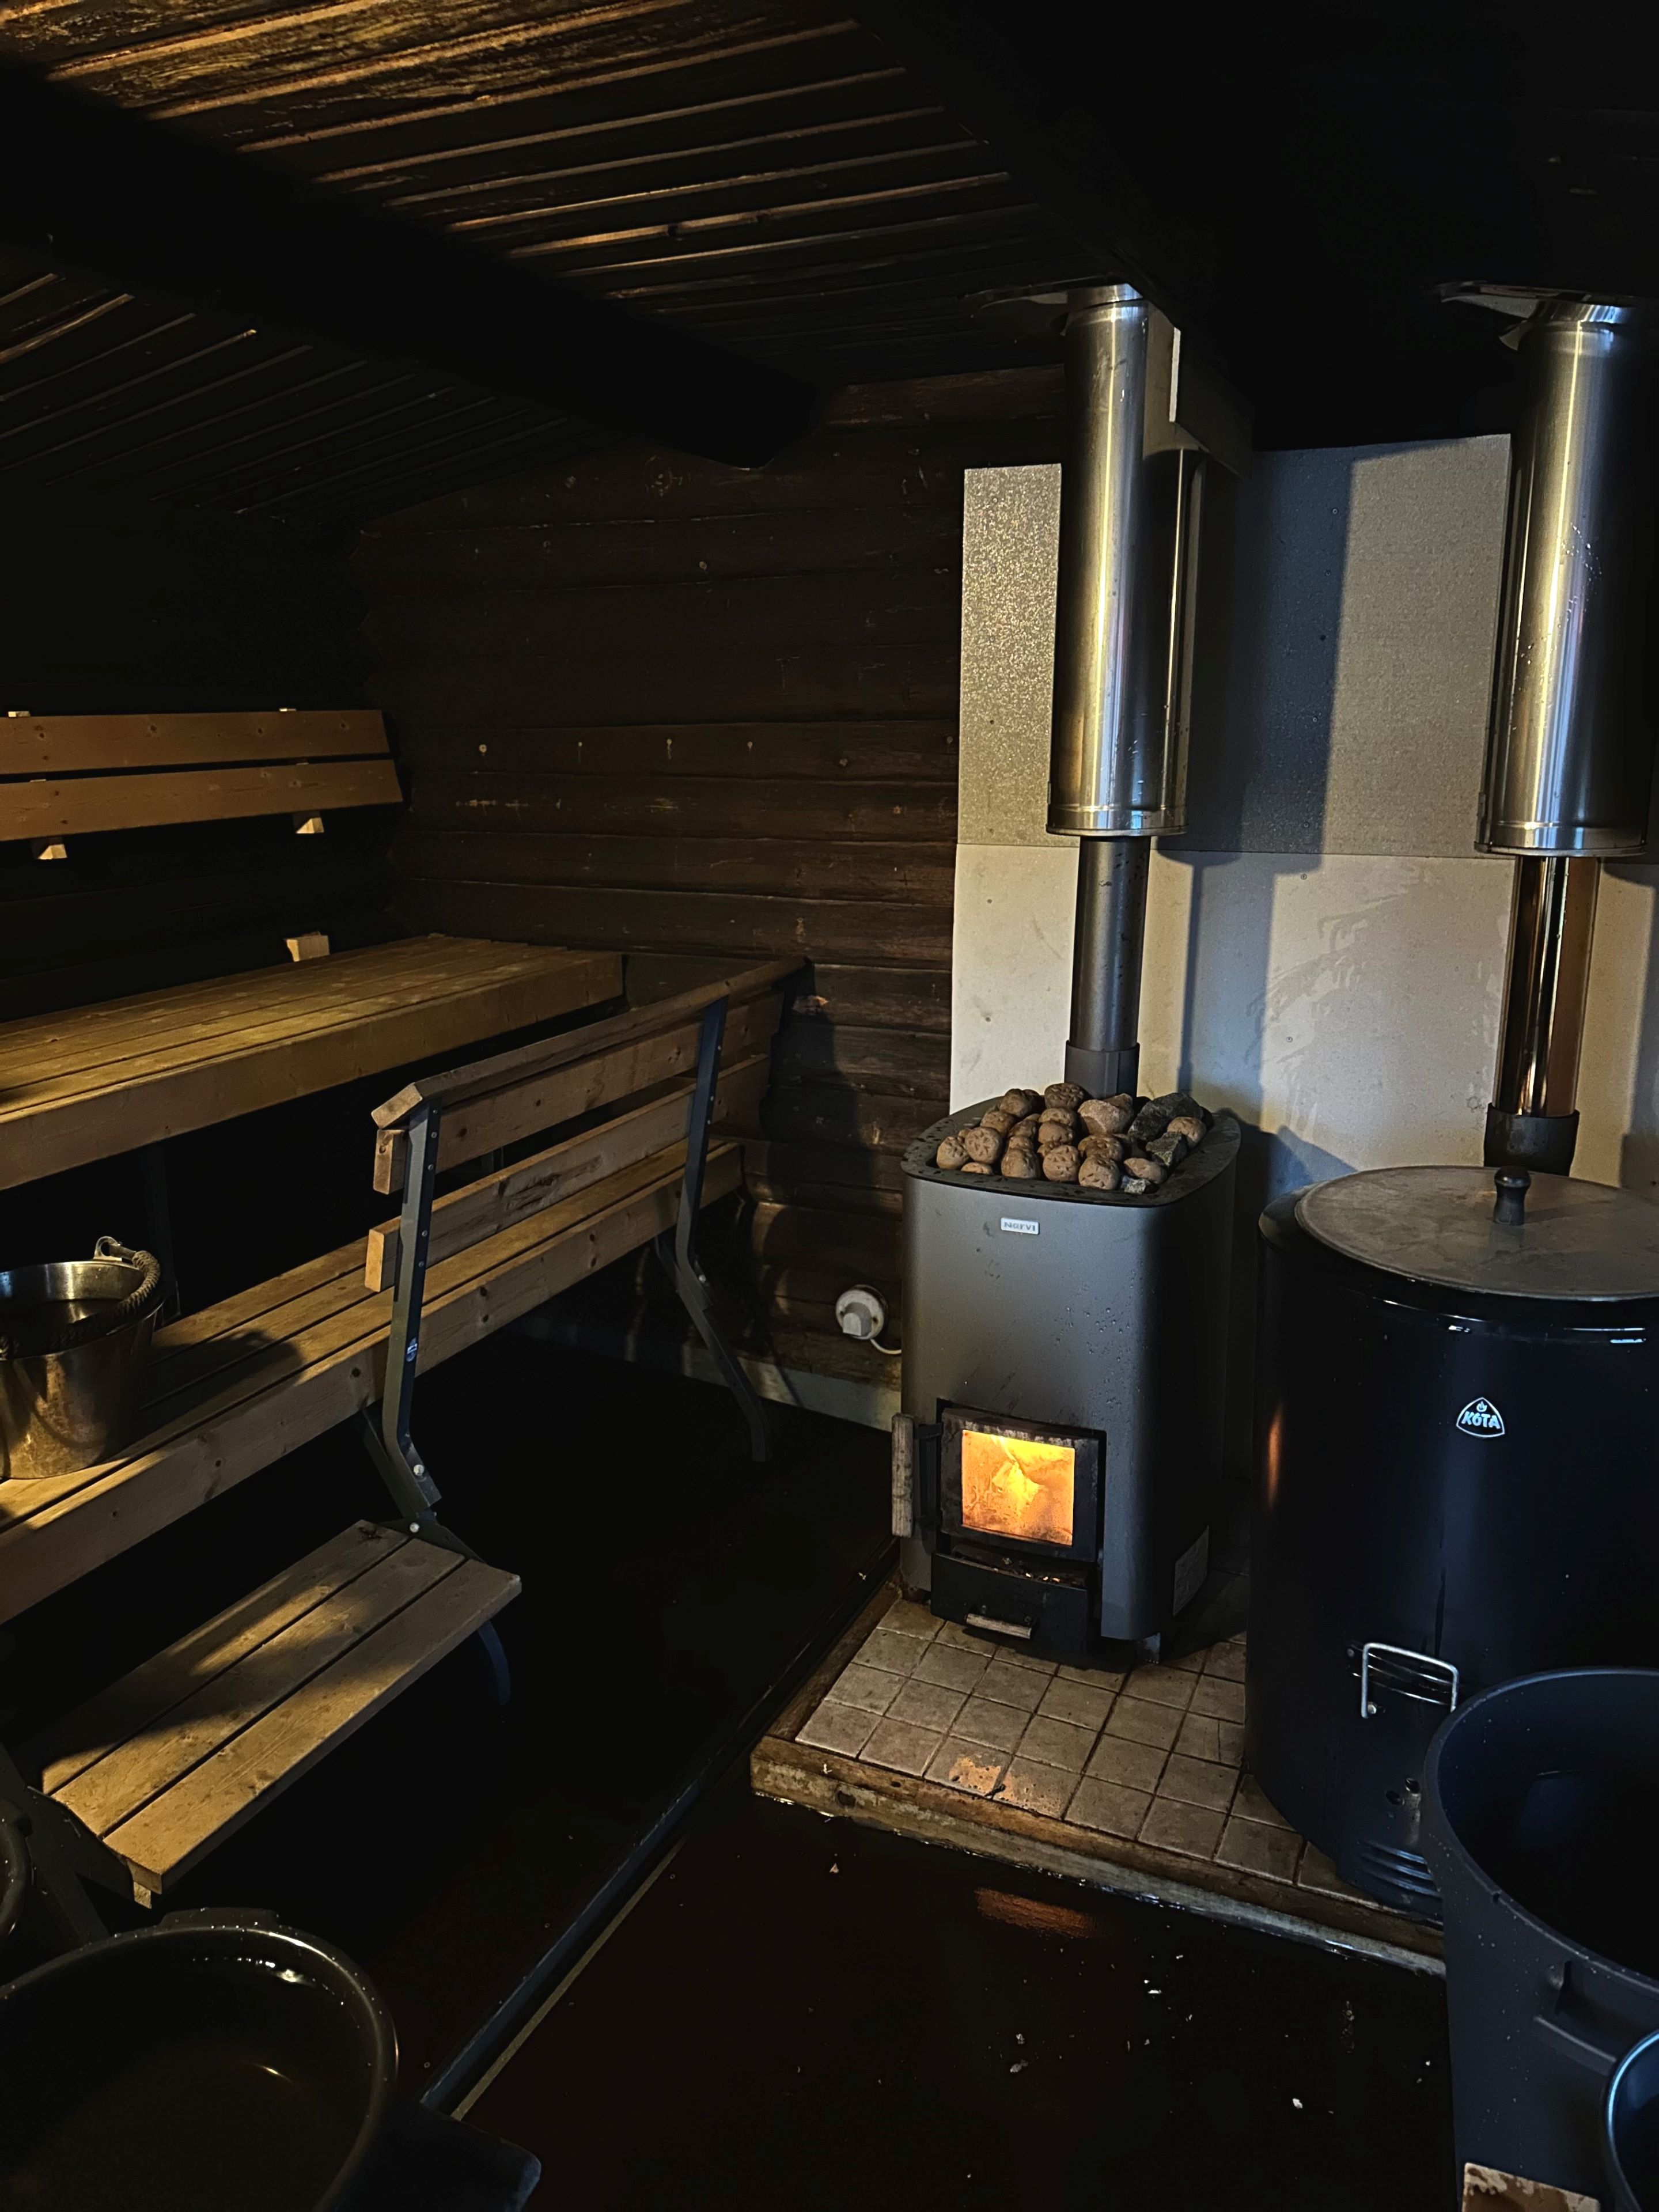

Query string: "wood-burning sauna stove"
[[893, 286, 1247, 1661]]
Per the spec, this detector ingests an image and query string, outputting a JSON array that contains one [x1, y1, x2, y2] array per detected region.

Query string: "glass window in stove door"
[[959, 1427, 1075, 1548]]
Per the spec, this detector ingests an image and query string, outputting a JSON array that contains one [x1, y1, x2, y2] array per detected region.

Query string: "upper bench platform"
[[0, 935, 622, 1190]]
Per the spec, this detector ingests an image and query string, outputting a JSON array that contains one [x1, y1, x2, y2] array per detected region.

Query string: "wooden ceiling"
[[1, 1, 1655, 514], [0, 0, 1093, 521]]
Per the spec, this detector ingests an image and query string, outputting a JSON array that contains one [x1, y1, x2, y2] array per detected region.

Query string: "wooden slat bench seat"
[[32, 1520, 517, 1903], [0, 1140, 740, 1627], [0, 934, 621, 1188]]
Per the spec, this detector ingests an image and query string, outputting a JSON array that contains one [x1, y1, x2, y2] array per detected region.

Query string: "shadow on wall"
[[1170, 445, 1357, 1164], [1168, 454, 1357, 1480]]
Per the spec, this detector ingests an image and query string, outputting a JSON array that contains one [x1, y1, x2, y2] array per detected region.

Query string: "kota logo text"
[[1455, 1397, 1506, 1440]]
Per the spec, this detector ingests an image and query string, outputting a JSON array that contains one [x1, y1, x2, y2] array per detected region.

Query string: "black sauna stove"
[[895, 1110, 1238, 1656]]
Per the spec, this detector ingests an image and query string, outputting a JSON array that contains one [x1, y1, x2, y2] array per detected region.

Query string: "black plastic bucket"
[[1608, 2029, 1659, 2211], [0, 1911, 396, 2210], [1423, 1669, 1659, 2206]]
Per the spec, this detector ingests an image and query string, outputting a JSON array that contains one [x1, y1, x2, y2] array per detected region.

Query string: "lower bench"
[[0, 1139, 740, 1627], [4, 961, 787, 1905], [33, 1521, 517, 1903]]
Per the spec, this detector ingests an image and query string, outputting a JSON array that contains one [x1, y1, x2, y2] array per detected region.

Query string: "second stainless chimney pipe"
[[1479, 297, 1659, 1173]]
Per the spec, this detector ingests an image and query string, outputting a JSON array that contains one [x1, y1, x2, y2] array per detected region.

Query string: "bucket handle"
[[0, 1239, 163, 1361], [1535, 1964, 1641, 2078]]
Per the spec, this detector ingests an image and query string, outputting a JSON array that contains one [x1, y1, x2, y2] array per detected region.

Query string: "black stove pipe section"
[[1486, 854, 1600, 1175], [1067, 839, 1149, 1098]]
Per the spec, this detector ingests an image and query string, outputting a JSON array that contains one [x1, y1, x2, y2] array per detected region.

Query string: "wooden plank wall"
[[357, 368, 1064, 1382], [0, 503, 381, 1022]]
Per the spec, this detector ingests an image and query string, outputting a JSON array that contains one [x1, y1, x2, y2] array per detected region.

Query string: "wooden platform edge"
[[1, 941, 623, 1192], [749, 1584, 1446, 1977]]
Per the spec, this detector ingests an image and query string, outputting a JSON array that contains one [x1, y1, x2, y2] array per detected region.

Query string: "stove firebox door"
[[939, 1409, 1102, 1566]]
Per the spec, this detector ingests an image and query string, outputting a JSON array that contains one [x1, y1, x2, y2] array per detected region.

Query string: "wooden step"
[[0, 1140, 740, 1623], [35, 1521, 518, 1902]]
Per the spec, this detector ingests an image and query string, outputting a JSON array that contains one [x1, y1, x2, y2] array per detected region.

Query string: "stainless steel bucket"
[[0, 1241, 162, 1480]]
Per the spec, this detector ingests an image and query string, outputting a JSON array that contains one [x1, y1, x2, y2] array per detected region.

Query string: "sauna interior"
[[2, 6, 1659, 2210]]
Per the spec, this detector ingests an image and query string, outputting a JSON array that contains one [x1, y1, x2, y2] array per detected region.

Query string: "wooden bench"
[[0, 704, 625, 1189], [10, 959, 794, 1907], [0, 935, 622, 1190], [2, 708, 401, 850]]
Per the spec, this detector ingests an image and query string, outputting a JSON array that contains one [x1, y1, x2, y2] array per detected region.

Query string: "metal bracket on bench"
[[654, 995, 771, 1464], [359, 1099, 512, 1706], [0, 1741, 127, 1946], [367, 1096, 445, 1526]]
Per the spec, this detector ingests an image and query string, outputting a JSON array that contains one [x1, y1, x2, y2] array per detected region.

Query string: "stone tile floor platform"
[[752, 1578, 1443, 1971]]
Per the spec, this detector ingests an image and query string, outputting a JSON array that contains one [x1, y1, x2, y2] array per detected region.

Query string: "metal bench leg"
[[361, 1099, 465, 1540], [358, 1107, 520, 1749], [656, 997, 771, 1464], [474, 1622, 512, 1707], [0, 1741, 126, 1945]]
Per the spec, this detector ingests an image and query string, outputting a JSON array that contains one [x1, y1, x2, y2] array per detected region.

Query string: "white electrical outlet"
[[835, 1285, 887, 1342]]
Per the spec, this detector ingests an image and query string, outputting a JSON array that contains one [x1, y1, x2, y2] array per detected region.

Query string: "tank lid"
[[1295, 1166, 1659, 1302]]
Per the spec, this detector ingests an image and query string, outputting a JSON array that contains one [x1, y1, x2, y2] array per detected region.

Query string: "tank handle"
[[1534, 1961, 1642, 2078]]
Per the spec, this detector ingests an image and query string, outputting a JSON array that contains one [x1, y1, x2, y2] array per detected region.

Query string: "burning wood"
[[934, 1087, 1214, 1196]]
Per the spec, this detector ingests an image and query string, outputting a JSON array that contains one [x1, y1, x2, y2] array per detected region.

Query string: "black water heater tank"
[[1247, 1165, 1659, 1915]]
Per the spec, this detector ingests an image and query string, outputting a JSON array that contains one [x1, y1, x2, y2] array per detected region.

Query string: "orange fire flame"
[[960, 1429, 1075, 1547]]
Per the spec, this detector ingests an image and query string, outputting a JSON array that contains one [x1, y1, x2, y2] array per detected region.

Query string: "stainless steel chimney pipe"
[[1048, 285, 1215, 1096], [1048, 288, 1204, 842], [1480, 300, 1658, 858], [1480, 297, 1659, 1173]]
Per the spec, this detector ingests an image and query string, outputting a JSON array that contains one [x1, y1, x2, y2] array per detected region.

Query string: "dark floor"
[[5, 1332, 892, 2091], [468, 1782, 1454, 2211]]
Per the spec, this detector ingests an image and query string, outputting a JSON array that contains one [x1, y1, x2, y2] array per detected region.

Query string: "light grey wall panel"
[[957, 464, 1063, 849], [959, 438, 1523, 861], [1179, 437, 1510, 855]]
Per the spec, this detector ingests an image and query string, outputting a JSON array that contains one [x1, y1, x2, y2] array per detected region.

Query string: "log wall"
[[358, 368, 1064, 1380]]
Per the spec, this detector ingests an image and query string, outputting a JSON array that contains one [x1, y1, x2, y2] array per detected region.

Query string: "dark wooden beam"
[[0, 63, 815, 468], [847, 1, 1570, 448]]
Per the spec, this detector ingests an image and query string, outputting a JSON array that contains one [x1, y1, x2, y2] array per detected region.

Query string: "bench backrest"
[[3, 710, 401, 841], [362, 957, 798, 1291]]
